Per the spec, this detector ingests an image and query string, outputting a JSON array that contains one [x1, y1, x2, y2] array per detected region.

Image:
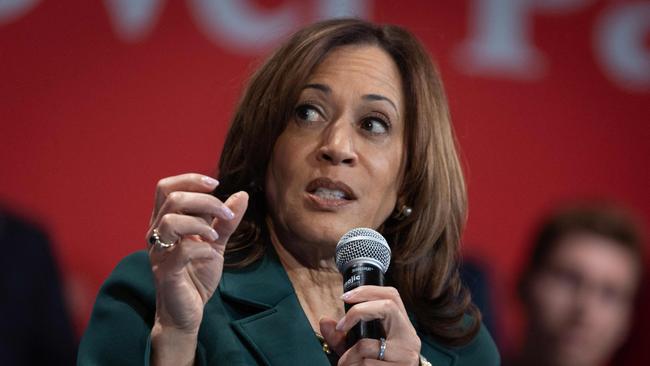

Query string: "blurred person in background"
[[508, 203, 644, 366], [0, 207, 77, 365]]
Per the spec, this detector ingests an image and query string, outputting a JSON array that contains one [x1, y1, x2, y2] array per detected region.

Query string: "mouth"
[[306, 177, 357, 202]]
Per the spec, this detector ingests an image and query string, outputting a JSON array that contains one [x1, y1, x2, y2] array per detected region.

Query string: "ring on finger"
[[148, 228, 176, 250], [377, 337, 386, 361]]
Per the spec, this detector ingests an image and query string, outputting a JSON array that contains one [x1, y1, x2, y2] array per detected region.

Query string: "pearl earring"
[[393, 204, 413, 220]]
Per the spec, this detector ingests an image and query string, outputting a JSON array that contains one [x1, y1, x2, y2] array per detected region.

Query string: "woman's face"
[[265, 45, 405, 252]]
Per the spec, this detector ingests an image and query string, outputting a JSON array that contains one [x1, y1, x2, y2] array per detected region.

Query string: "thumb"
[[212, 191, 249, 248], [319, 316, 347, 356]]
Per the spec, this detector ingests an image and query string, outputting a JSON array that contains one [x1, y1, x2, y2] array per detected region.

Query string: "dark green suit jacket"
[[78, 248, 500, 365]]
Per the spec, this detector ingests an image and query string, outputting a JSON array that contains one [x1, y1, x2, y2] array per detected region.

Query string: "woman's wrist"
[[150, 322, 198, 366]]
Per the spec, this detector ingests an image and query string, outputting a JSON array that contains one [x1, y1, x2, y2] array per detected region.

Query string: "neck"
[[268, 221, 345, 332], [266, 216, 337, 269]]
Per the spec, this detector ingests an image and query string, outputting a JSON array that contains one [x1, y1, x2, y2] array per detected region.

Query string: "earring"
[[393, 204, 413, 220]]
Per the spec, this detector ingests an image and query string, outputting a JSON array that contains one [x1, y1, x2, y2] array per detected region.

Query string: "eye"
[[600, 286, 628, 307], [360, 115, 390, 135], [295, 104, 323, 124]]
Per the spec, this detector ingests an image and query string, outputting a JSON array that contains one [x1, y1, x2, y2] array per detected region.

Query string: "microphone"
[[335, 227, 391, 348]]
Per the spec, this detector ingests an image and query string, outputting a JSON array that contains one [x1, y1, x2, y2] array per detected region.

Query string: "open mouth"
[[306, 177, 356, 201]]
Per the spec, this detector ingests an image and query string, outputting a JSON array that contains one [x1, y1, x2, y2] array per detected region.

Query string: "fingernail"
[[221, 206, 235, 220], [209, 229, 219, 241], [341, 291, 351, 301], [202, 176, 219, 186], [336, 317, 345, 331]]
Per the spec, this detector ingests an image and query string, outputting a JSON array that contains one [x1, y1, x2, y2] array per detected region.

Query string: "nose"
[[570, 283, 601, 326], [317, 118, 357, 166]]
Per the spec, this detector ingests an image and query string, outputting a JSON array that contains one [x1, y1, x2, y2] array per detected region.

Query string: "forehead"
[[306, 45, 403, 105], [546, 233, 640, 289]]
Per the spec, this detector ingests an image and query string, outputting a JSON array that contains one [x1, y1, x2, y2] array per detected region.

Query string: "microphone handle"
[[342, 262, 386, 348]]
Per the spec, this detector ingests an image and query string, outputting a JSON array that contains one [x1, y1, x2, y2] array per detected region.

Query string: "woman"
[[78, 19, 499, 365]]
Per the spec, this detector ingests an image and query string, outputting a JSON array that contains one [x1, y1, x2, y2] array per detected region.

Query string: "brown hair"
[[519, 202, 644, 299], [215, 18, 479, 346]]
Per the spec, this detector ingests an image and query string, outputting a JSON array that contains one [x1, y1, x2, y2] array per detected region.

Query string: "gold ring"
[[148, 228, 176, 250]]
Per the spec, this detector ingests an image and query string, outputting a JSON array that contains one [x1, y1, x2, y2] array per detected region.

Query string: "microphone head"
[[335, 228, 391, 274]]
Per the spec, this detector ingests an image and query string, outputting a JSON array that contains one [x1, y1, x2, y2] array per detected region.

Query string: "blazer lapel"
[[219, 247, 331, 366]]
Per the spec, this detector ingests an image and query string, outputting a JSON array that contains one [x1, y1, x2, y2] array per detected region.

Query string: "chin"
[[305, 220, 350, 244], [294, 215, 362, 246], [554, 344, 598, 366]]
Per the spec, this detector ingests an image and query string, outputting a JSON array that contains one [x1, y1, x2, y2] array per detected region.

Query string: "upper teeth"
[[314, 187, 346, 199]]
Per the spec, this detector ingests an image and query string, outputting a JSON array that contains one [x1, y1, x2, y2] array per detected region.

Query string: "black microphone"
[[335, 227, 391, 348]]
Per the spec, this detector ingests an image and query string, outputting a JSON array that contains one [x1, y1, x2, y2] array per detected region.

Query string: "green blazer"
[[78, 248, 500, 365]]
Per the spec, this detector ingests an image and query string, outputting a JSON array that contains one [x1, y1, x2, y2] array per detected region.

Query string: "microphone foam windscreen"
[[335, 228, 391, 274]]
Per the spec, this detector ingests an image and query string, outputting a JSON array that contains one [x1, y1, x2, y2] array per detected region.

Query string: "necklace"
[[315, 332, 339, 366], [314, 332, 331, 354]]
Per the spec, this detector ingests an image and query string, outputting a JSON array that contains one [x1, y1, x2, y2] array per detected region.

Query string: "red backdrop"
[[1, 0, 648, 362]]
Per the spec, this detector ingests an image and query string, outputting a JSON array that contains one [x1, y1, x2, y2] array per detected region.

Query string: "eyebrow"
[[303, 83, 399, 115]]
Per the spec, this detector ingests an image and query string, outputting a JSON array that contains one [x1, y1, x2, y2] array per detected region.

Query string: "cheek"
[[367, 145, 403, 192], [366, 167, 402, 227], [530, 278, 574, 327], [597, 302, 633, 336]]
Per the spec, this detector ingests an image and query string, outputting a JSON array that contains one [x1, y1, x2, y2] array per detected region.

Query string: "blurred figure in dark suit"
[[460, 259, 498, 340], [0, 208, 77, 365], [508, 203, 644, 366]]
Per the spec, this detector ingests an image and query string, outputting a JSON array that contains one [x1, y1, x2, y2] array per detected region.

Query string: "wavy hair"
[[214, 18, 479, 346]]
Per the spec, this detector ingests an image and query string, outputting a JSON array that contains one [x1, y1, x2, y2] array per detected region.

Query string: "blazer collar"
[[219, 246, 293, 308], [218, 246, 331, 365], [217, 247, 456, 366]]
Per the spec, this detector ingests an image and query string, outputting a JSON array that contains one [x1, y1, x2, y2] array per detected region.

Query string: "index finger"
[[153, 173, 219, 219], [341, 286, 408, 317]]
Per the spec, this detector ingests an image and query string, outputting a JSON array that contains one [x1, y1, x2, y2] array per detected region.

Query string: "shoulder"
[[419, 320, 500, 366], [78, 250, 157, 365], [101, 250, 156, 300], [110, 250, 152, 277], [453, 322, 500, 365], [85, 249, 156, 318]]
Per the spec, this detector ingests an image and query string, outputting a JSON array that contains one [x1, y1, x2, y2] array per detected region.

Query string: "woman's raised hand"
[[145, 173, 248, 365], [320, 286, 422, 366]]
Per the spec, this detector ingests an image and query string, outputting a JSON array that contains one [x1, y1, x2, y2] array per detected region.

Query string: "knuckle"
[[345, 305, 359, 319], [158, 214, 175, 231], [156, 177, 169, 189], [156, 177, 173, 194], [387, 286, 400, 299], [167, 191, 183, 203], [413, 337, 422, 352], [382, 299, 395, 312], [358, 338, 374, 353]]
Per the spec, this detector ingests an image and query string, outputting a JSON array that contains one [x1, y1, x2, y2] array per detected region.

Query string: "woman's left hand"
[[319, 285, 421, 365]]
